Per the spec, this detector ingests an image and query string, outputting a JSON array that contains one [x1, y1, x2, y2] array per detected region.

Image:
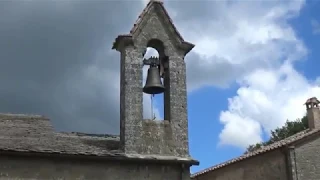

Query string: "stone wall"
[[0, 155, 190, 180], [306, 106, 320, 129], [295, 135, 320, 180], [193, 149, 287, 180], [116, 2, 191, 157]]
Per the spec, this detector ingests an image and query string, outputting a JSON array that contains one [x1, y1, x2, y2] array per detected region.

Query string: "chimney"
[[305, 97, 320, 129]]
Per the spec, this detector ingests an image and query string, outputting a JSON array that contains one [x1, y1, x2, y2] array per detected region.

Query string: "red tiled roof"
[[191, 128, 320, 178]]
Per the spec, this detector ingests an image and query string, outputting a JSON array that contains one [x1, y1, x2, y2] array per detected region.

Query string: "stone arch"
[[142, 39, 166, 120], [146, 39, 165, 57], [138, 37, 175, 57]]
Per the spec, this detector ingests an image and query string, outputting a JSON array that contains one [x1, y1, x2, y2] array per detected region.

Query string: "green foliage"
[[246, 142, 266, 153], [245, 116, 308, 153]]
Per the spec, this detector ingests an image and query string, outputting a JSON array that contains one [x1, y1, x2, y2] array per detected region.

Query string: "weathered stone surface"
[[0, 113, 120, 156], [0, 113, 198, 165], [306, 98, 320, 129], [295, 134, 320, 180], [115, 0, 194, 159], [0, 155, 191, 180], [193, 149, 288, 180]]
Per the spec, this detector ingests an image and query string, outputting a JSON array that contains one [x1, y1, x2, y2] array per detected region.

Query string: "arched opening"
[[142, 40, 165, 120]]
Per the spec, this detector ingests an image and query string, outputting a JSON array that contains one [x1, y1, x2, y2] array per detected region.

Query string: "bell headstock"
[[143, 56, 160, 67]]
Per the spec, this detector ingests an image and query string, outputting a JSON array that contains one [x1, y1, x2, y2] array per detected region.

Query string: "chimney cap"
[[304, 97, 320, 105]]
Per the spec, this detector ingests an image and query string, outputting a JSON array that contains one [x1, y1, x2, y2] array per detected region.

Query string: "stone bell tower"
[[112, 0, 196, 159]]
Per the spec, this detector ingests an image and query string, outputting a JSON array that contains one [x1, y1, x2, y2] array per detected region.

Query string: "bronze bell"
[[143, 65, 165, 94]]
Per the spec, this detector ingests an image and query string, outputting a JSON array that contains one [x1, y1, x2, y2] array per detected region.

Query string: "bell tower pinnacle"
[[112, 0, 196, 162]]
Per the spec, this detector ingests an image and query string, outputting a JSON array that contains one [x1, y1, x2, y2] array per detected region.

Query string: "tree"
[[245, 116, 308, 153]]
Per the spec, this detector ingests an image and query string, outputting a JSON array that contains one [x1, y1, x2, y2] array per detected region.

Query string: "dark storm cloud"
[[0, 1, 143, 134]]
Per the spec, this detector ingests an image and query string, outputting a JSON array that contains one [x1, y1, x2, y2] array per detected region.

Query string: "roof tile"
[[191, 128, 320, 178], [0, 113, 120, 156], [0, 113, 198, 164]]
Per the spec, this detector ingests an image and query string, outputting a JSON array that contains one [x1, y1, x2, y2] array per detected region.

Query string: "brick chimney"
[[305, 97, 320, 129]]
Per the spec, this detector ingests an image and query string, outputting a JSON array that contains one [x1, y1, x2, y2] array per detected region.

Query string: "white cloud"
[[165, 0, 320, 149], [219, 111, 262, 148], [135, 0, 318, 148], [219, 63, 320, 148], [311, 19, 320, 35], [171, 0, 306, 90]]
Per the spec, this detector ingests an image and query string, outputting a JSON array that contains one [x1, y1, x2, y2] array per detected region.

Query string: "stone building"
[[0, 0, 198, 179], [191, 97, 320, 180]]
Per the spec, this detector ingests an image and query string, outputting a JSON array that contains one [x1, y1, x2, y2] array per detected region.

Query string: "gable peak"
[[130, 0, 183, 40], [112, 0, 194, 55]]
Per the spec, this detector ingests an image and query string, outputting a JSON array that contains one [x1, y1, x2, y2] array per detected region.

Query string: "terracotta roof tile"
[[191, 128, 320, 178]]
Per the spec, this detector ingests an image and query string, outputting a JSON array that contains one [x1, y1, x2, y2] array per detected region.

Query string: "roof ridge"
[[59, 132, 120, 138], [191, 128, 320, 178], [0, 113, 46, 119]]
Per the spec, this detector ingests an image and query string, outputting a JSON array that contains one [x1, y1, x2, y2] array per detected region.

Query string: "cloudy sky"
[[1, 0, 320, 173]]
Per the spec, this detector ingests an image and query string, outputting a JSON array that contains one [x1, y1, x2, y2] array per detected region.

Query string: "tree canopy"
[[245, 116, 308, 153]]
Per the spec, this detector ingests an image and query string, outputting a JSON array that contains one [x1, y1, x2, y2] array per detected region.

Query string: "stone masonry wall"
[[193, 149, 287, 180], [135, 4, 190, 157], [307, 106, 320, 129], [0, 155, 189, 180], [119, 3, 190, 157], [294, 135, 320, 180]]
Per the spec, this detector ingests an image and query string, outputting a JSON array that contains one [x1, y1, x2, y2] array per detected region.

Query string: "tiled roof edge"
[[191, 128, 320, 178], [0, 113, 48, 120]]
